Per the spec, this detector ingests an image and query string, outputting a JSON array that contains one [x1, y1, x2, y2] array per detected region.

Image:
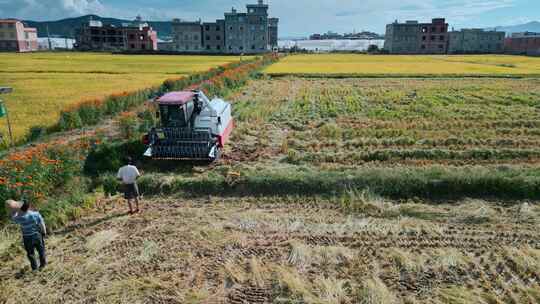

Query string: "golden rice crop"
[[264, 54, 540, 76], [0, 52, 247, 140]]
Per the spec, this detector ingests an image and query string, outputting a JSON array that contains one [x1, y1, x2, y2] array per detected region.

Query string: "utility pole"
[[46, 24, 52, 50], [0, 87, 14, 146]]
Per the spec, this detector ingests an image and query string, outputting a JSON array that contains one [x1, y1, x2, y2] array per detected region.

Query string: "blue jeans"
[[23, 234, 46, 270]]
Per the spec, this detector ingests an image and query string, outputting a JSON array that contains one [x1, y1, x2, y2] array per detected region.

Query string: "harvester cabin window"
[[160, 105, 187, 128]]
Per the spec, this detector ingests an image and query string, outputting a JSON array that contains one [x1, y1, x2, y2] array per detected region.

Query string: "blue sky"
[[0, 0, 537, 36]]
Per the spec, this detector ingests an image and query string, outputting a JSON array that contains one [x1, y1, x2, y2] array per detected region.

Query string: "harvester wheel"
[[212, 147, 222, 162]]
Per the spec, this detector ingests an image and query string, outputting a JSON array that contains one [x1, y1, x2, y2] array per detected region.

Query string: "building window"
[[206, 35, 210, 41], [430, 35, 435, 41], [205, 25, 210, 31], [251, 45, 255, 50], [240, 46, 244, 50], [431, 27, 436, 32], [439, 35, 445, 41], [8, 23, 14, 29], [141, 44, 146, 50], [216, 35, 221, 40], [130, 44, 135, 49], [217, 45, 221, 50], [249, 8, 254, 13], [216, 26, 220, 31], [194, 35, 199, 40], [206, 45, 211, 50], [422, 27, 427, 33], [239, 17, 244, 22], [421, 45, 426, 49], [229, 26, 233, 30], [229, 46, 232, 50], [240, 26, 244, 31], [185, 35, 189, 40], [422, 36, 426, 41], [439, 44, 444, 49]]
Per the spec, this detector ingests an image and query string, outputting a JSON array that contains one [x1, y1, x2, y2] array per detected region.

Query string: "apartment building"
[[384, 18, 448, 54], [268, 17, 279, 50], [75, 17, 157, 51], [0, 19, 38, 52], [448, 29, 505, 54], [505, 32, 540, 56], [202, 20, 225, 52], [172, 19, 202, 52], [172, 0, 278, 54]]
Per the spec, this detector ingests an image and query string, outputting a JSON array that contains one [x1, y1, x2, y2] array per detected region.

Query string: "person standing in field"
[[117, 157, 142, 214], [8, 200, 47, 271]]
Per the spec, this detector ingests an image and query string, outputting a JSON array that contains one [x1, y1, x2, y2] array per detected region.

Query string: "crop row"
[[288, 136, 540, 150], [286, 148, 540, 165], [231, 77, 540, 167]]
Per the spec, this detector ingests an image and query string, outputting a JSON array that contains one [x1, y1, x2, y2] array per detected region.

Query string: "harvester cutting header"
[[143, 90, 233, 161]]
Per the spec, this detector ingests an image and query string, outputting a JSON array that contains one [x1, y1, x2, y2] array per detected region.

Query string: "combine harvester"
[[142, 90, 233, 161]]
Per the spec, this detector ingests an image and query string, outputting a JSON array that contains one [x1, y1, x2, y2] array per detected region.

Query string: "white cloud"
[[61, 0, 105, 15], [0, 0, 105, 20]]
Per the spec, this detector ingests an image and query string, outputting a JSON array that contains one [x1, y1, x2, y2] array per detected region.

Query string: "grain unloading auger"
[[142, 90, 233, 161]]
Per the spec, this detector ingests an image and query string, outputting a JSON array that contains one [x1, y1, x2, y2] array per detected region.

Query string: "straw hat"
[[5, 199, 23, 210]]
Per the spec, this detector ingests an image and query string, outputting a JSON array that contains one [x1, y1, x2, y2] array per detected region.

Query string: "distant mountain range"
[[485, 21, 540, 35], [20, 15, 540, 40], [23, 15, 174, 39]]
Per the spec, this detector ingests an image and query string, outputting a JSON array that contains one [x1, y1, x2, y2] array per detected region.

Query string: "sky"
[[0, 0, 537, 36]]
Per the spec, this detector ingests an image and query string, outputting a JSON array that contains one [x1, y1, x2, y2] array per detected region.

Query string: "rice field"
[[1, 54, 540, 304], [229, 77, 540, 167], [263, 54, 540, 76], [1, 196, 538, 303], [0, 53, 246, 141]]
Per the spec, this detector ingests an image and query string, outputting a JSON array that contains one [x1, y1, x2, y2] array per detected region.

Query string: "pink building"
[[504, 32, 540, 56], [0, 19, 38, 52]]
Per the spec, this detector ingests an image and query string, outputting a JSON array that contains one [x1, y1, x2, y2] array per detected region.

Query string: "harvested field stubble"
[[0, 197, 538, 303]]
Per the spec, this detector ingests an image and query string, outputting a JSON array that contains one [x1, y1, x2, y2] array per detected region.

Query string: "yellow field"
[[0, 53, 245, 141], [264, 54, 540, 76]]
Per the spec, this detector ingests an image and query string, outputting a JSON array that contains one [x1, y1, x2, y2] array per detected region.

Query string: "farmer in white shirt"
[[117, 157, 142, 214]]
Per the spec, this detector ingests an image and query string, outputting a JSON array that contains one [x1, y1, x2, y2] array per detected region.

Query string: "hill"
[[23, 15, 173, 39], [486, 21, 540, 35]]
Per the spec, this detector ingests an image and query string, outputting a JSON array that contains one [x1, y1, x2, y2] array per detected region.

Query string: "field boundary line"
[[264, 73, 540, 79]]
